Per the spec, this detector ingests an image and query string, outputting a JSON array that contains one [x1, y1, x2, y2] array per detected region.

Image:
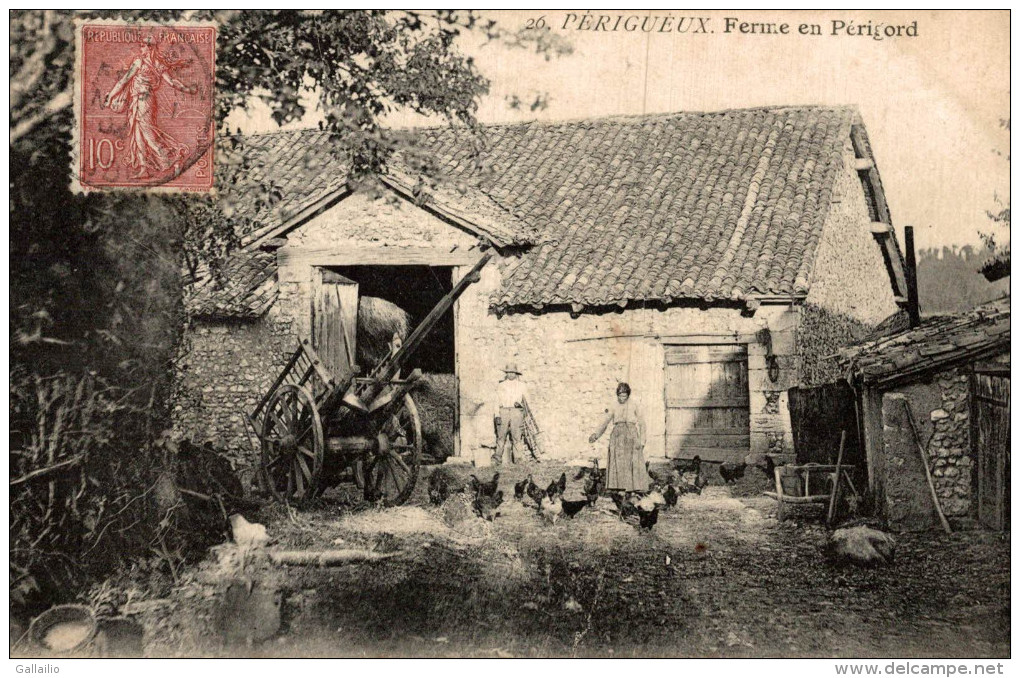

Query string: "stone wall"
[[455, 259, 802, 466], [878, 367, 974, 530], [277, 190, 485, 341], [798, 140, 901, 386], [172, 317, 297, 477]]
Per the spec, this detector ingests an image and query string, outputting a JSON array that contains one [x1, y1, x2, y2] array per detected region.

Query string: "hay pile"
[[415, 373, 456, 462], [356, 296, 410, 368]]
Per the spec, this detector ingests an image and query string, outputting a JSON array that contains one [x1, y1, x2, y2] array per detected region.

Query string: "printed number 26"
[[525, 16, 546, 29], [88, 137, 115, 170]]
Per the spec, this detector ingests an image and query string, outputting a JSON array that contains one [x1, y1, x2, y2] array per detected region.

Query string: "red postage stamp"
[[73, 20, 216, 193]]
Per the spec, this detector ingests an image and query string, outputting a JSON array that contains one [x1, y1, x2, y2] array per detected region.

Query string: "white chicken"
[[539, 493, 563, 525]]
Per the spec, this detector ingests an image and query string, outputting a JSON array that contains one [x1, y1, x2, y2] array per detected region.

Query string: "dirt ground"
[[136, 462, 1009, 658]]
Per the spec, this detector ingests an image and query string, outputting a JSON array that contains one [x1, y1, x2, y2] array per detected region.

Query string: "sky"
[[228, 10, 1010, 251]]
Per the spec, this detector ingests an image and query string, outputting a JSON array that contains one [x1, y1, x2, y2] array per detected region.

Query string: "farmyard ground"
[[127, 463, 1009, 658]]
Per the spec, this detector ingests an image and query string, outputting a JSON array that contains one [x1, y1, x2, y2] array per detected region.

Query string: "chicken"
[[646, 464, 668, 486], [525, 475, 546, 507], [539, 492, 563, 524], [473, 489, 504, 522], [671, 455, 702, 475], [513, 477, 529, 501], [470, 472, 500, 498], [545, 471, 567, 499], [677, 480, 702, 496], [719, 462, 747, 484], [615, 491, 664, 530], [428, 468, 466, 505], [561, 498, 588, 519], [662, 483, 679, 509], [229, 514, 269, 550], [757, 454, 776, 478]]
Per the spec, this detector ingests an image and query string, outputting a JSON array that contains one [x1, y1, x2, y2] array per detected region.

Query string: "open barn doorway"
[[327, 265, 456, 463]]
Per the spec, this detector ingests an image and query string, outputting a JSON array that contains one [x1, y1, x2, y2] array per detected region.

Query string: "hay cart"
[[246, 253, 491, 506]]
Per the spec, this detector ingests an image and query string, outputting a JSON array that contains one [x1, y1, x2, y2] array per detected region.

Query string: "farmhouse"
[[175, 105, 909, 479]]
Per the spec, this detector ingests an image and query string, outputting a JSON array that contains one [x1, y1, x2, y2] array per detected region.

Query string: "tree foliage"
[[11, 9, 566, 612]]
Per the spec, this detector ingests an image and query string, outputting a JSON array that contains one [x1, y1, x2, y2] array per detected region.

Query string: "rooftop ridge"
[[225, 104, 860, 140]]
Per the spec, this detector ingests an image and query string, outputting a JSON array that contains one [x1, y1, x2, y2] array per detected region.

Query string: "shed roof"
[[188, 105, 899, 317], [838, 297, 1010, 386]]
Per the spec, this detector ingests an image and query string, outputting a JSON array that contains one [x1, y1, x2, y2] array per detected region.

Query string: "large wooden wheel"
[[261, 384, 324, 503], [364, 393, 422, 506]]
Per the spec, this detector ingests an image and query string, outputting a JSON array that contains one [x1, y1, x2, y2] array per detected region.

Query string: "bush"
[[9, 370, 214, 617]]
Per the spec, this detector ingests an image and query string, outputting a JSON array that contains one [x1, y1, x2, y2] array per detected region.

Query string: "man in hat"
[[493, 362, 528, 465]]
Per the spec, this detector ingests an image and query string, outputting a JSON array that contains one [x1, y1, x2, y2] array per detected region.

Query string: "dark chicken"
[[719, 462, 747, 484], [471, 472, 500, 497], [427, 468, 465, 505], [525, 475, 546, 506], [672, 455, 702, 475], [757, 454, 776, 478], [513, 477, 529, 501], [546, 472, 567, 499], [614, 491, 664, 530], [662, 483, 679, 509], [561, 498, 588, 519], [473, 489, 504, 521]]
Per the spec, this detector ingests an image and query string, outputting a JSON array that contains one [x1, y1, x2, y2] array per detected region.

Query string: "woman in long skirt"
[[589, 382, 650, 493]]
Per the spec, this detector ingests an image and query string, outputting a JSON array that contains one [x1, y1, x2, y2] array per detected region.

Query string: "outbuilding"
[[839, 298, 1010, 531]]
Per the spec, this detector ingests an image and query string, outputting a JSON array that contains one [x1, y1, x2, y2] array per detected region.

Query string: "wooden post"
[[901, 401, 953, 533], [904, 225, 921, 328], [827, 430, 847, 526]]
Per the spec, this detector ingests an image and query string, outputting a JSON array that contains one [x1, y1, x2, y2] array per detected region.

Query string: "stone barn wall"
[[878, 366, 975, 531], [173, 316, 297, 479], [798, 140, 901, 387], [455, 260, 802, 466]]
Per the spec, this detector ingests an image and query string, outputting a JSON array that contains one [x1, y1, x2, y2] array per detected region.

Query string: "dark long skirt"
[[607, 422, 649, 492]]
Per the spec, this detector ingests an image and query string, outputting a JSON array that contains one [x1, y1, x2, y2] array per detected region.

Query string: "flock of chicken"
[[428, 455, 775, 532]]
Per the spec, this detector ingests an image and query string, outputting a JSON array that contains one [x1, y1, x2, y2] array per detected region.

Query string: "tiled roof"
[[838, 297, 1010, 386], [189, 105, 872, 316], [186, 249, 278, 319], [425, 106, 856, 308]]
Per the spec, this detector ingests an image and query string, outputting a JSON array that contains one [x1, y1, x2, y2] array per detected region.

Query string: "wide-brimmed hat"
[[504, 362, 522, 375]]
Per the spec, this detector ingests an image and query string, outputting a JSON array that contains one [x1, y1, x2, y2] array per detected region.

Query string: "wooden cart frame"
[[246, 253, 491, 506]]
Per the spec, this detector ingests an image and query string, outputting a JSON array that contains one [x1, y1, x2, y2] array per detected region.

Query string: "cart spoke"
[[390, 450, 412, 477], [268, 409, 287, 435], [384, 459, 402, 496], [295, 423, 315, 445], [294, 462, 306, 497], [295, 453, 312, 483]]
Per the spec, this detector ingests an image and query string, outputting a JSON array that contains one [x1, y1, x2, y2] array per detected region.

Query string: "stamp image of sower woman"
[[103, 36, 197, 179], [589, 382, 651, 493]]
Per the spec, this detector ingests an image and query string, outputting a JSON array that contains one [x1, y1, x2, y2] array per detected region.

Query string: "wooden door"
[[312, 269, 358, 379], [973, 370, 1010, 531], [664, 344, 750, 463]]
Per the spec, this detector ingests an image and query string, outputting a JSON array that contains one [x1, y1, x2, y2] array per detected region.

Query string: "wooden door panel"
[[312, 269, 358, 380], [664, 344, 750, 461], [974, 372, 1010, 531]]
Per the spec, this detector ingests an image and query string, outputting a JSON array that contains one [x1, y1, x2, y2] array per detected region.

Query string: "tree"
[[10, 9, 566, 610], [980, 117, 1010, 281]]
